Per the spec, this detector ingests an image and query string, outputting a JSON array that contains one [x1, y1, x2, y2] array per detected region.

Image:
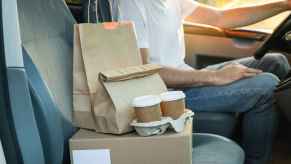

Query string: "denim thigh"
[[183, 73, 279, 113]]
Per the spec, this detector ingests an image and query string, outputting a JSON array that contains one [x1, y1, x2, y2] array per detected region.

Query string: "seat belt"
[[85, 0, 112, 23], [97, 0, 112, 22], [109, 0, 119, 21]]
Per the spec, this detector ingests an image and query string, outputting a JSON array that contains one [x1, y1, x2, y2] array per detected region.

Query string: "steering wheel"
[[254, 14, 291, 59]]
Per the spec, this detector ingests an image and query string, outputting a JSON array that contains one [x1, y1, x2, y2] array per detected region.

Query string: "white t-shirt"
[[118, 0, 198, 69]]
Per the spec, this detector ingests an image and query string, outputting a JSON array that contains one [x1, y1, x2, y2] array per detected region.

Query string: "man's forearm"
[[159, 67, 215, 88], [188, 0, 289, 28], [139, 48, 216, 87], [216, 0, 289, 28]]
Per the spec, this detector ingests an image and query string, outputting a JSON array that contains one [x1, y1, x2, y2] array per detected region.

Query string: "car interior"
[[0, 0, 291, 164]]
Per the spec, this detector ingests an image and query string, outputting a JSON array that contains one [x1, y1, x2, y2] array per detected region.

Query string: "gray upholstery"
[[23, 50, 76, 164], [6, 68, 46, 164], [17, 0, 75, 122], [16, 0, 77, 163], [0, 140, 6, 164], [2, 0, 23, 67], [193, 133, 245, 164], [2, 0, 46, 163], [194, 113, 237, 138]]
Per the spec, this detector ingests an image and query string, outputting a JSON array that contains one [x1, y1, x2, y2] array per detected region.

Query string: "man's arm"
[[186, 0, 290, 28], [140, 49, 262, 87], [140, 48, 215, 87]]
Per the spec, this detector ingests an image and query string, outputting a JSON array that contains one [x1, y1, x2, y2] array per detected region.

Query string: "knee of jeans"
[[256, 73, 279, 88], [263, 53, 290, 76], [251, 73, 279, 99], [247, 73, 279, 113], [263, 53, 288, 64]]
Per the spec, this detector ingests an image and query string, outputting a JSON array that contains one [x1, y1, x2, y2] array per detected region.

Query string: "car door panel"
[[184, 23, 270, 62]]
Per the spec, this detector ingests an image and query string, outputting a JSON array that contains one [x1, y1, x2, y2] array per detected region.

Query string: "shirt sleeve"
[[118, 0, 149, 48], [180, 0, 199, 19]]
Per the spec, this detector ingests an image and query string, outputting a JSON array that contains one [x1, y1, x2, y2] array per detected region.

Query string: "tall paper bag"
[[73, 22, 165, 134]]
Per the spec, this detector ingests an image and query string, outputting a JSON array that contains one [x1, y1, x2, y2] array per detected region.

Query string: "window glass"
[[197, 0, 290, 31]]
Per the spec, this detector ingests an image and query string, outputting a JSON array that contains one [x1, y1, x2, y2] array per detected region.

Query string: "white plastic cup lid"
[[160, 91, 186, 102], [132, 95, 161, 108]]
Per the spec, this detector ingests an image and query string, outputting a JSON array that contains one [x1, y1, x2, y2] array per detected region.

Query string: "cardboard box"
[[70, 122, 193, 164]]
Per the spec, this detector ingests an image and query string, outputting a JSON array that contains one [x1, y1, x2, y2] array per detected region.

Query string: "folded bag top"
[[99, 64, 162, 82]]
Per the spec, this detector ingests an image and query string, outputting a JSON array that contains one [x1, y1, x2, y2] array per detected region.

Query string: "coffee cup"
[[160, 91, 186, 119], [132, 95, 162, 123]]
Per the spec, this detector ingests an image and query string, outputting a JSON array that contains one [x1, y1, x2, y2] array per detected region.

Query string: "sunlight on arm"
[[197, 0, 291, 31]]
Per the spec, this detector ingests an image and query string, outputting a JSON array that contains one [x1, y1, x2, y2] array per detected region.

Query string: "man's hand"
[[212, 64, 262, 85]]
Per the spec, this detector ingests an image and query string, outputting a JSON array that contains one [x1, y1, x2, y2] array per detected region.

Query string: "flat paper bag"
[[99, 64, 167, 133]]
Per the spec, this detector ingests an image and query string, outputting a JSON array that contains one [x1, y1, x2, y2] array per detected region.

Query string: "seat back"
[[17, 0, 76, 163], [1, 0, 46, 164], [23, 50, 75, 164], [17, 0, 75, 123]]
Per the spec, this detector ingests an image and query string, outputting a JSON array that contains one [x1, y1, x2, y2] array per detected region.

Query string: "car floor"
[[272, 137, 291, 164], [271, 118, 291, 164]]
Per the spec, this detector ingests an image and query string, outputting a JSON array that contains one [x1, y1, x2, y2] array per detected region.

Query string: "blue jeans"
[[184, 53, 290, 164]]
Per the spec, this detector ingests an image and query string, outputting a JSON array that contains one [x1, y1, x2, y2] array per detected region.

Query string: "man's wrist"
[[199, 69, 218, 85], [208, 71, 219, 85], [280, 0, 290, 11]]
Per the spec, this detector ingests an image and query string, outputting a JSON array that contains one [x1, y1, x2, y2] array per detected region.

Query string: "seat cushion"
[[194, 112, 237, 138], [193, 133, 245, 164]]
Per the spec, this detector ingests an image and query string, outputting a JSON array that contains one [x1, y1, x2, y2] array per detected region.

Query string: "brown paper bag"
[[73, 22, 166, 134], [99, 64, 167, 133]]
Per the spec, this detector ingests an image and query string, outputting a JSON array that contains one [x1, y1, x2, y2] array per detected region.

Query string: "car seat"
[[1, 0, 245, 164]]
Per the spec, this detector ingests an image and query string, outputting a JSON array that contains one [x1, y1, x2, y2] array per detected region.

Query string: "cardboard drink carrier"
[[73, 22, 167, 134]]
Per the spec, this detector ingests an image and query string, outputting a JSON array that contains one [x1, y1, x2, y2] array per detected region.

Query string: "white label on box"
[[72, 149, 111, 164]]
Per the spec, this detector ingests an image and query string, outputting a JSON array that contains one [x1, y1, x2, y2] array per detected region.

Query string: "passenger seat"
[[9, 0, 245, 164]]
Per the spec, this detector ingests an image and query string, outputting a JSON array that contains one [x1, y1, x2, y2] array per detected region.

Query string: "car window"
[[197, 0, 290, 31]]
